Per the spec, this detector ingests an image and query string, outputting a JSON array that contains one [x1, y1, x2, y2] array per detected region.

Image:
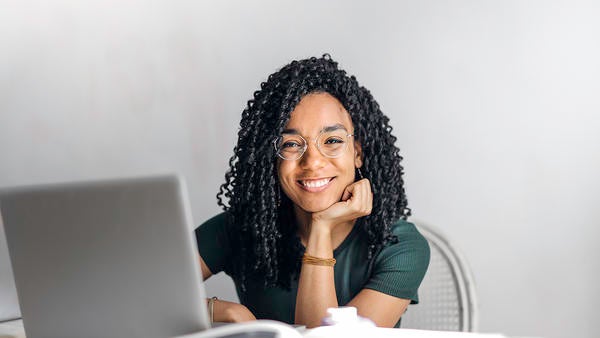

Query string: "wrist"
[[207, 296, 218, 323], [302, 253, 336, 266], [305, 224, 333, 257], [308, 217, 334, 235]]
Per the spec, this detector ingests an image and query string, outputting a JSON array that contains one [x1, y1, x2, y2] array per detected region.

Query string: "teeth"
[[301, 178, 331, 188]]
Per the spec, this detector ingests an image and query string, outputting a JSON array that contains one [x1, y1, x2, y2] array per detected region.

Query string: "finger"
[[364, 184, 373, 215], [341, 182, 357, 202], [347, 182, 366, 212], [357, 179, 372, 215], [340, 180, 372, 216]]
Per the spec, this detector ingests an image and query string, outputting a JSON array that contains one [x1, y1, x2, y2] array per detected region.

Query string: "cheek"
[[336, 159, 357, 180], [276, 162, 294, 190]]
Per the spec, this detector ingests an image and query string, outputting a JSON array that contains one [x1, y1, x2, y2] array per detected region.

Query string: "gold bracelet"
[[207, 296, 218, 323], [302, 253, 336, 266]]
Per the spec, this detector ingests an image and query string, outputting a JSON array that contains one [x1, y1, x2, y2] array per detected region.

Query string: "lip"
[[296, 177, 335, 193]]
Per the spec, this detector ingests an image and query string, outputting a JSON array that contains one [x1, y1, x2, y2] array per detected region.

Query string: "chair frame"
[[411, 221, 479, 332]]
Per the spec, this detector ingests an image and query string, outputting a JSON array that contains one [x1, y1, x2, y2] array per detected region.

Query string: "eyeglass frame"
[[272, 129, 355, 161]]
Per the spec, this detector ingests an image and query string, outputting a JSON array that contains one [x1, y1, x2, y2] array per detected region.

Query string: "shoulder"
[[390, 219, 428, 245], [194, 212, 235, 249], [195, 211, 237, 236], [363, 219, 431, 303], [375, 219, 430, 272], [196, 212, 229, 229], [194, 212, 235, 274]]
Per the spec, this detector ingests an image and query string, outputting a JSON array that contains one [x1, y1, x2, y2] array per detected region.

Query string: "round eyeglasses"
[[273, 129, 354, 161]]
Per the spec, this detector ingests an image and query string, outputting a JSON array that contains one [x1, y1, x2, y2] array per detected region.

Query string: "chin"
[[298, 200, 337, 213], [301, 206, 327, 213]]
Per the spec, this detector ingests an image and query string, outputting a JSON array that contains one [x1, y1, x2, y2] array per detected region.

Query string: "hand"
[[213, 299, 257, 323], [311, 178, 373, 231]]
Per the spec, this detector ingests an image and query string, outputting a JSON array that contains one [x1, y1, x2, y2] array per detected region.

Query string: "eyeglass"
[[273, 129, 354, 161]]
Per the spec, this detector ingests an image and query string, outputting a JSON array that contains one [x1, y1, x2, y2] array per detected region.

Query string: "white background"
[[1, 1, 599, 337]]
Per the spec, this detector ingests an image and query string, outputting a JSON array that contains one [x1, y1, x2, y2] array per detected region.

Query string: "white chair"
[[401, 221, 478, 332]]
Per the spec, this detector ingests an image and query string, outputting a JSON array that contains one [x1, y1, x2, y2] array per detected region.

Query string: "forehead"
[[285, 92, 353, 133]]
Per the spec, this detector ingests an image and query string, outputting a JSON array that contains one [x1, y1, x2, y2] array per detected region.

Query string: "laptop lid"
[[0, 175, 210, 338], [0, 216, 21, 322]]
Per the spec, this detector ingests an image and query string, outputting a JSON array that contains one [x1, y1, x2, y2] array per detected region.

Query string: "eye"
[[324, 137, 344, 145], [281, 141, 302, 149]]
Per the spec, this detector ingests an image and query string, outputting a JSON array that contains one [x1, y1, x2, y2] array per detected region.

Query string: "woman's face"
[[277, 92, 362, 213]]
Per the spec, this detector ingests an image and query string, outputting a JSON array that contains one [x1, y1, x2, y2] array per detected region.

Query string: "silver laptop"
[[0, 217, 21, 323], [0, 175, 210, 338]]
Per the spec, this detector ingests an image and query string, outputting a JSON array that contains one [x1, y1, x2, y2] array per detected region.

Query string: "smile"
[[297, 177, 334, 192]]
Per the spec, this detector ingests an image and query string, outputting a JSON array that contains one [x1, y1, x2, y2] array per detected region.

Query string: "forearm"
[[211, 298, 256, 323], [295, 227, 338, 328]]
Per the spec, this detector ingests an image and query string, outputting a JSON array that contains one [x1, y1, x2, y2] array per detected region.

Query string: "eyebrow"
[[282, 123, 348, 135]]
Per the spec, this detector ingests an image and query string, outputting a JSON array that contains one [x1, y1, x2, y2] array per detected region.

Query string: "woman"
[[195, 55, 430, 328]]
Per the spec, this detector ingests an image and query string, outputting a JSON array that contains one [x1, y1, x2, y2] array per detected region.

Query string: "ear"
[[354, 140, 363, 168]]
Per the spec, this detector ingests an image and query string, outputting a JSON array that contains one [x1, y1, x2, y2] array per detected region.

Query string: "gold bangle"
[[302, 253, 336, 266], [207, 296, 218, 323]]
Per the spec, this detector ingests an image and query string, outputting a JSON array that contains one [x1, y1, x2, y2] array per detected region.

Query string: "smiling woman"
[[194, 55, 430, 328]]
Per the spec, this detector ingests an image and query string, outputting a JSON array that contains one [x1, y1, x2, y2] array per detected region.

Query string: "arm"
[[294, 223, 338, 327], [348, 222, 430, 327], [199, 254, 212, 280], [198, 255, 256, 322], [294, 179, 373, 328], [347, 289, 410, 327], [351, 221, 430, 327]]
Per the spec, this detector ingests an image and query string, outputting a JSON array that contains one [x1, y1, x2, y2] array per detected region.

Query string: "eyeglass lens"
[[275, 130, 350, 160]]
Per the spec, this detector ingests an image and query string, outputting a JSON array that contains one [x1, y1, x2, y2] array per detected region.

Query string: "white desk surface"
[[0, 319, 509, 338]]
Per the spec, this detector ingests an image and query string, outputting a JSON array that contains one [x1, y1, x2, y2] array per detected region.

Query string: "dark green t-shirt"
[[195, 212, 430, 327]]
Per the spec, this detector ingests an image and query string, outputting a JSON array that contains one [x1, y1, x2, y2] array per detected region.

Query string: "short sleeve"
[[194, 212, 233, 274], [364, 221, 430, 304]]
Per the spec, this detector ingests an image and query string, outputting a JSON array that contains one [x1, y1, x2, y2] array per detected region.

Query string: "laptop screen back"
[[0, 216, 21, 322], [0, 175, 210, 338]]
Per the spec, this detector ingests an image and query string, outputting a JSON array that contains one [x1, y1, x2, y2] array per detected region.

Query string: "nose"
[[299, 141, 326, 170]]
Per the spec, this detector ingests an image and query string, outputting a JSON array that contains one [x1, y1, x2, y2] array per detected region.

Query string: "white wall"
[[1, 1, 598, 337]]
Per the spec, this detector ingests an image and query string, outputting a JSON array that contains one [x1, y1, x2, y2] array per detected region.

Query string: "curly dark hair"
[[217, 54, 410, 290]]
